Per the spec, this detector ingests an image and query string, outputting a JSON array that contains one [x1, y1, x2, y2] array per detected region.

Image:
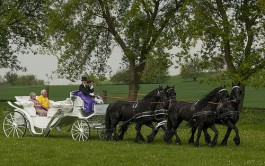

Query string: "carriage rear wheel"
[[2, 111, 27, 138], [71, 119, 90, 141]]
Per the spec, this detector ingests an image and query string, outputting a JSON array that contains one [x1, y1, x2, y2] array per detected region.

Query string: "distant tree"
[[110, 70, 130, 84], [4, 72, 18, 85], [180, 57, 203, 81], [86, 73, 107, 85], [3, 72, 44, 85], [16, 75, 44, 85], [0, 1, 48, 71]]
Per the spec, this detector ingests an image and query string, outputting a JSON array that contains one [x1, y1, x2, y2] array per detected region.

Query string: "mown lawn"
[[0, 102, 265, 166]]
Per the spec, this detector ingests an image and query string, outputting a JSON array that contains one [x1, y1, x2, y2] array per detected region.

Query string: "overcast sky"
[[0, 48, 180, 85]]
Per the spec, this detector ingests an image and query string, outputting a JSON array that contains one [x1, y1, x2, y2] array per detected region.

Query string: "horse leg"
[[209, 124, 218, 147], [118, 123, 130, 140], [188, 126, 197, 144], [174, 120, 182, 145], [147, 122, 158, 143], [112, 121, 120, 141], [194, 124, 203, 147], [221, 126, 232, 146], [233, 125, 240, 146], [203, 128, 212, 145], [134, 122, 145, 143], [106, 121, 116, 141], [221, 121, 240, 146]]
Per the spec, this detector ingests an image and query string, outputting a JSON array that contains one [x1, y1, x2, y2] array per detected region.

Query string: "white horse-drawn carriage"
[[2, 92, 109, 141]]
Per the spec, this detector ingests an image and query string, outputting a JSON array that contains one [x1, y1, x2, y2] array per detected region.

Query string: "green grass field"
[[0, 76, 265, 165], [0, 102, 265, 165]]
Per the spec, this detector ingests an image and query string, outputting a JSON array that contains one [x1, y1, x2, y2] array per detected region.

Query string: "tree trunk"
[[128, 61, 139, 100]]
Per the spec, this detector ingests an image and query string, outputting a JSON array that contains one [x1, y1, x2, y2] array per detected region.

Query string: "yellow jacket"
[[37, 95, 50, 110]]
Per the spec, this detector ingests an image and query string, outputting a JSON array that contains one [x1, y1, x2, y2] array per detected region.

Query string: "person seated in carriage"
[[71, 77, 101, 115], [37, 89, 50, 111], [29, 92, 47, 116]]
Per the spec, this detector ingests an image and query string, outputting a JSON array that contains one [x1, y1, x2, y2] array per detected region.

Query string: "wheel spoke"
[[7, 128, 14, 137], [3, 112, 26, 138], [71, 120, 90, 141]]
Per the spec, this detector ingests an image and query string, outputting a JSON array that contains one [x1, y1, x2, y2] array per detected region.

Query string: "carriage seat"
[[15, 97, 37, 116], [14, 96, 71, 117], [70, 92, 84, 107]]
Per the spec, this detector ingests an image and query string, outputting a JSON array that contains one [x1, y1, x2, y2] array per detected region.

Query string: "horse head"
[[217, 87, 229, 102], [164, 85, 176, 100], [195, 86, 229, 111], [230, 83, 242, 104], [162, 85, 176, 109]]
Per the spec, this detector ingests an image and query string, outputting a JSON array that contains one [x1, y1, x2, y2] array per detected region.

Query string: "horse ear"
[[237, 82, 241, 86], [232, 82, 235, 87]]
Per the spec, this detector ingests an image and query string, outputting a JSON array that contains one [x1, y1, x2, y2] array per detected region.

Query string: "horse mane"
[[143, 86, 162, 100], [196, 86, 223, 110]]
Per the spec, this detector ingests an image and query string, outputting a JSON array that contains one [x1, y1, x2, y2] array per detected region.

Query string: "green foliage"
[[177, 0, 265, 86], [180, 57, 203, 81], [3, 71, 44, 85], [0, 0, 48, 71], [46, 0, 186, 88], [85, 73, 107, 86], [3, 72, 18, 85], [110, 70, 130, 84]]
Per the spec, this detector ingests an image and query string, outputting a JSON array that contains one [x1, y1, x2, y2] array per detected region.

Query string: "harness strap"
[[193, 111, 217, 118], [219, 111, 239, 118]]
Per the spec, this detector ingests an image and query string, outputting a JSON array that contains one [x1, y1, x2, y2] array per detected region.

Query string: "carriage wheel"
[[96, 126, 107, 140], [2, 111, 27, 138], [71, 119, 90, 141]]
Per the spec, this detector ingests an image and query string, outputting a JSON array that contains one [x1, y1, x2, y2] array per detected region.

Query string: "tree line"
[[0, 72, 44, 86]]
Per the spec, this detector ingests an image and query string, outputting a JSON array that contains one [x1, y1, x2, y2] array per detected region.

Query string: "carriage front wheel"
[[2, 111, 27, 138], [96, 126, 107, 140], [71, 119, 90, 141]]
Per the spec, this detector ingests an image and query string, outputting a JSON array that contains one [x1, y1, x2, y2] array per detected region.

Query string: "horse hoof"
[[220, 141, 227, 146], [175, 140, 182, 145], [234, 139, 240, 146], [209, 142, 217, 147], [188, 140, 194, 144], [147, 136, 153, 143], [194, 144, 199, 148]]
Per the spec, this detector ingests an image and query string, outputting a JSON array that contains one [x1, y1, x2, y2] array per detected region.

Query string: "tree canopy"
[[0, 0, 48, 71], [177, 0, 265, 108], [47, 0, 186, 99]]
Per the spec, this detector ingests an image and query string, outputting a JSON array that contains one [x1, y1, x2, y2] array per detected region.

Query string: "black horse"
[[202, 83, 242, 146], [146, 86, 176, 143], [116, 85, 176, 142], [105, 86, 167, 141], [166, 86, 229, 147]]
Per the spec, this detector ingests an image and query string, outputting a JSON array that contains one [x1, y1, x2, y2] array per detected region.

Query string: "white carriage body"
[[7, 93, 109, 136]]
